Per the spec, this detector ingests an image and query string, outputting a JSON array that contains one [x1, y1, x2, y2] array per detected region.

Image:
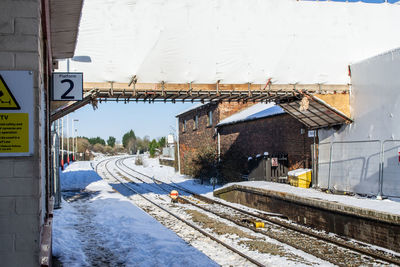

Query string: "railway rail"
[[117, 157, 400, 266], [95, 157, 266, 267], [95, 156, 400, 266]]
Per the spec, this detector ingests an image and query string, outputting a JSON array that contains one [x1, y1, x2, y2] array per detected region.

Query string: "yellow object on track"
[[253, 221, 265, 228]]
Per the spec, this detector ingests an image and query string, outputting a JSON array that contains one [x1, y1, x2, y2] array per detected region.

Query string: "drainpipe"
[[176, 117, 181, 174], [61, 117, 64, 170], [217, 131, 221, 162], [327, 141, 334, 191]]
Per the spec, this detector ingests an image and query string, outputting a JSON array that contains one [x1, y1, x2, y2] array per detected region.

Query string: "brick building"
[[217, 103, 314, 172], [177, 102, 314, 182], [176, 102, 253, 175]]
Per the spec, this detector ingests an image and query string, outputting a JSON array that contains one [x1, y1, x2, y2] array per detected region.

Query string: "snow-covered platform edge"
[[214, 181, 400, 224]]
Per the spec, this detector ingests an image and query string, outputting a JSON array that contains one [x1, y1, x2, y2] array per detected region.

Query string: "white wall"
[[318, 48, 400, 197]]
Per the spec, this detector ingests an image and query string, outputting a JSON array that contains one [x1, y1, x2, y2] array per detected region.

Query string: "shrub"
[[184, 145, 218, 184], [135, 155, 143, 165], [92, 143, 105, 153]]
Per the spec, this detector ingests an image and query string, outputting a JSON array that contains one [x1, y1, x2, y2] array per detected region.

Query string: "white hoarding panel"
[[318, 48, 400, 197], [382, 141, 400, 197]]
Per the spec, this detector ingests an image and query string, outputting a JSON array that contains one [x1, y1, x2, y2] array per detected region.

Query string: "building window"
[[208, 110, 213, 126], [183, 119, 187, 132], [193, 115, 198, 130]]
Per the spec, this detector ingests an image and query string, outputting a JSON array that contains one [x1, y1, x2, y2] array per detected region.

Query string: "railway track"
[[95, 156, 400, 266], [95, 157, 267, 267]]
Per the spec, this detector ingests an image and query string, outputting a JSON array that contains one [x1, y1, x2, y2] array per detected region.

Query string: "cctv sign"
[[52, 72, 83, 101]]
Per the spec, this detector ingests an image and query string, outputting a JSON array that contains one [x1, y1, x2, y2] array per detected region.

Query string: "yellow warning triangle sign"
[[0, 75, 20, 110]]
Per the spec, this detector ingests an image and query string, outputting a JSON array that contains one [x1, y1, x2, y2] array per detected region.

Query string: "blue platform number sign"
[[52, 73, 83, 101]]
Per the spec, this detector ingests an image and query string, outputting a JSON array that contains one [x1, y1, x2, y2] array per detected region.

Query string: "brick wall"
[[0, 1, 45, 265], [178, 103, 218, 174], [218, 114, 314, 171], [217, 102, 254, 121], [178, 102, 253, 175]]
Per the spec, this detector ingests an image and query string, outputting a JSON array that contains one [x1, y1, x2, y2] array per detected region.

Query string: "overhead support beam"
[[50, 90, 99, 122], [82, 82, 348, 104], [70, 82, 352, 129], [83, 82, 349, 94]]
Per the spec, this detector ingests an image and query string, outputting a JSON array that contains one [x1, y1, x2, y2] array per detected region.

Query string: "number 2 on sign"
[[61, 79, 74, 99]]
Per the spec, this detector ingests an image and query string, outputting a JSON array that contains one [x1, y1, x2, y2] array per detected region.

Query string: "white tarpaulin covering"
[[318, 48, 400, 197], [63, 0, 400, 84]]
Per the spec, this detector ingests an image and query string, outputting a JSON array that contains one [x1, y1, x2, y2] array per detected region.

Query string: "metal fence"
[[381, 140, 400, 197], [317, 140, 400, 198], [162, 146, 175, 159], [248, 154, 288, 183]]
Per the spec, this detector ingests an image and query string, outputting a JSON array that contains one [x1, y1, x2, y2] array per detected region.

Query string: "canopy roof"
[[50, 0, 83, 59], [278, 92, 352, 129], [61, 0, 400, 84]]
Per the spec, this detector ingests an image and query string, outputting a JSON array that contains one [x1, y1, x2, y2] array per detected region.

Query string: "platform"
[[214, 181, 400, 252]]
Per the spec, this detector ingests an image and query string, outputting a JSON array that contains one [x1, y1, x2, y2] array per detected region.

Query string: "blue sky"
[[67, 101, 194, 143]]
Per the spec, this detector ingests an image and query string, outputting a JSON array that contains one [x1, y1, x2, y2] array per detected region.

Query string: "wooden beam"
[[83, 82, 349, 93], [50, 90, 99, 122]]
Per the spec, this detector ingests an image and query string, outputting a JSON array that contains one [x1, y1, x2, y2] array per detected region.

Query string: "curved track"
[[95, 156, 400, 266], [95, 156, 266, 267]]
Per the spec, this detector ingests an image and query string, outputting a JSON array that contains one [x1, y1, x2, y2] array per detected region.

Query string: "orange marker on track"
[[170, 190, 179, 200]]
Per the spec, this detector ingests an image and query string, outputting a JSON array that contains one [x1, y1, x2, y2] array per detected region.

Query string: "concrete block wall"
[[0, 0, 45, 266]]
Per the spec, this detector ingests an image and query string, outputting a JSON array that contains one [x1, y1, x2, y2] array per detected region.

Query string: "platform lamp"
[[73, 119, 79, 161], [61, 117, 64, 170], [71, 118, 74, 162], [67, 56, 92, 72], [66, 114, 70, 165]]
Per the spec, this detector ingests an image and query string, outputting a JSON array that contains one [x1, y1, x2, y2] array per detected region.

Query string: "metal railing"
[[317, 139, 400, 198]]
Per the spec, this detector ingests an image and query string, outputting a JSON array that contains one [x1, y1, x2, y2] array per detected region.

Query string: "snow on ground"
[[54, 156, 399, 266], [220, 181, 400, 216], [123, 155, 400, 217], [60, 161, 98, 190], [122, 155, 219, 195], [53, 161, 218, 267]]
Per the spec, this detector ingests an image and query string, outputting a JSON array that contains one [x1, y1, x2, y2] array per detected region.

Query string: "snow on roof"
[[175, 102, 215, 117], [217, 103, 285, 127]]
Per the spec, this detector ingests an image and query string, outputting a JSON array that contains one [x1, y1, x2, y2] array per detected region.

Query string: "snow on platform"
[[219, 181, 400, 217], [53, 161, 218, 267]]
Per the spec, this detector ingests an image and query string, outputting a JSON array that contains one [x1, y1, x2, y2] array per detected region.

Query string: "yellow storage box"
[[288, 168, 312, 188]]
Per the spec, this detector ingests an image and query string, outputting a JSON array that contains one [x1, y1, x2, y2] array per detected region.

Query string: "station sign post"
[[0, 71, 34, 156]]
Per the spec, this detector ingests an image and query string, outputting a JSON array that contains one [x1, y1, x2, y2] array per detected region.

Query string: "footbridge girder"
[[50, 82, 352, 129], [83, 82, 349, 103]]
